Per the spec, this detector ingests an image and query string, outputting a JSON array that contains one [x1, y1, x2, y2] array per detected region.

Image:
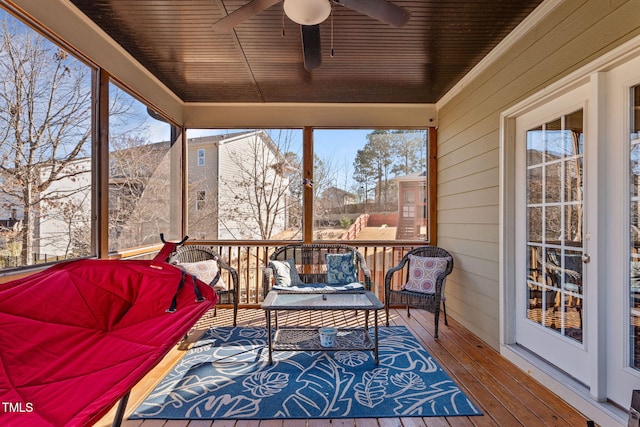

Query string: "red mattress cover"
[[0, 258, 216, 426]]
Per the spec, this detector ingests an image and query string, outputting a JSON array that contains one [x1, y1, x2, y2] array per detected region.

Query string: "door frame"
[[513, 91, 590, 384], [602, 53, 640, 408]]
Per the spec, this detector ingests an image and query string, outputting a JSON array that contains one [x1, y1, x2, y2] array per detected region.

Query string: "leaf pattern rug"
[[130, 326, 482, 420]]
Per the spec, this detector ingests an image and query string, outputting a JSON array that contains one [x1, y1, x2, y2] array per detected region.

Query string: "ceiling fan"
[[212, 0, 411, 71]]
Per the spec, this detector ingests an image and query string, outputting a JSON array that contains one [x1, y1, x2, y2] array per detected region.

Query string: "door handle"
[[582, 253, 591, 264]]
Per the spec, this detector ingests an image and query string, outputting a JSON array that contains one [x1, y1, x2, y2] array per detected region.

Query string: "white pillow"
[[177, 259, 227, 291], [269, 259, 303, 287]]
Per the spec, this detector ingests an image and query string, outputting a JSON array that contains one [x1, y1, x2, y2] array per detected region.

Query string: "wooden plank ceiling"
[[68, 0, 543, 103]]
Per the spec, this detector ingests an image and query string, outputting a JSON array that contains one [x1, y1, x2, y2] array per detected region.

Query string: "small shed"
[[393, 171, 427, 240]]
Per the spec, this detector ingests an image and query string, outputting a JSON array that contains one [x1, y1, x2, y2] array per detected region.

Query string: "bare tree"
[[219, 130, 301, 240], [284, 151, 302, 232], [313, 153, 340, 222], [38, 160, 92, 257], [0, 18, 92, 264]]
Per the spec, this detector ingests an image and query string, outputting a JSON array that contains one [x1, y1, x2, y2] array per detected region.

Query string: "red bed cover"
[[0, 258, 216, 426]]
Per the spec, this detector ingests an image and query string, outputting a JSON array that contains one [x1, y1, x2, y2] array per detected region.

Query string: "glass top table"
[[262, 290, 383, 365], [262, 290, 384, 310]]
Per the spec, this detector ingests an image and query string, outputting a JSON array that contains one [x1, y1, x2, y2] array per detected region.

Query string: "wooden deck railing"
[[191, 243, 417, 306], [339, 214, 369, 240]]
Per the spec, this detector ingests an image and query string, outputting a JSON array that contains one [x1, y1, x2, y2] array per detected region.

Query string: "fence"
[[0, 253, 71, 269], [340, 214, 370, 240]]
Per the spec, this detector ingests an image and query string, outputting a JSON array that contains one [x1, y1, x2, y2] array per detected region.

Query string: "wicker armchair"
[[169, 245, 239, 326], [263, 243, 372, 297], [385, 246, 454, 338]]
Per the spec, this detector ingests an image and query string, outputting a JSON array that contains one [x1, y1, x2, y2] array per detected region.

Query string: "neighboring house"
[[320, 186, 357, 212], [0, 188, 23, 234], [186, 134, 225, 240], [37, 157, 92, 257], [0, 157, 93, 259], [0, 140, 174, 257], [187, 130, 292, 240], [1, 131, 293, 255]]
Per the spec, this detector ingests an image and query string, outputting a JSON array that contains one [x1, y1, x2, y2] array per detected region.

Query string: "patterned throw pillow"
[[325, 252, 358, 286], [177, 259, 227, 291], [269, 259, 303, 287], [402, 255, 450, 294]]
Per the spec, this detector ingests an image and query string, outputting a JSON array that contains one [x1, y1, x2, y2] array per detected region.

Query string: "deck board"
[[104, 307, 590, 427]]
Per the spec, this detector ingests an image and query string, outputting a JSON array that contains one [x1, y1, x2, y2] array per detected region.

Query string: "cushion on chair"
[[402, 255, 450, 294], [177, 259, 227, 291], [269, 259, 303, 288], [325, 252, 358, 286], [632, 261, 640, 289], [273, 282, 364, 291]]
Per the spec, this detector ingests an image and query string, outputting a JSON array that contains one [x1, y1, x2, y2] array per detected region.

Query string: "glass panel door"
[[513, 53, 640, 409], [515, 84, 590, 384], [526, 111, 584, 343]]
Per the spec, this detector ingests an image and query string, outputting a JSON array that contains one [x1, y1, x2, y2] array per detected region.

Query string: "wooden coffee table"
[[261, 290, 384, 365]]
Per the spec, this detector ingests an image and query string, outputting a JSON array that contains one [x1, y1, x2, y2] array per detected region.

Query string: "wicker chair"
[[384, 246, 454, 338], [263, 243, 372, 297], [169, 245, 239, 326]]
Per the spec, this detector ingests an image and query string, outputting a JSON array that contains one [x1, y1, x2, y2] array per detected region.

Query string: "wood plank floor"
[[95, 307, 591, 427]]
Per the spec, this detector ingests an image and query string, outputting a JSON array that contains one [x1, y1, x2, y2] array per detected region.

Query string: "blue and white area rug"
[[130, 326, 482, 420]]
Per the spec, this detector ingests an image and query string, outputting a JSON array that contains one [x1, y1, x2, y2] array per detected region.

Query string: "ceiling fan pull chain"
[[330, 8, 334, 57], [282, 6, 286, 37]]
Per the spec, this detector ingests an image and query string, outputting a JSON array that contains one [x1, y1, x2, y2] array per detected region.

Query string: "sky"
[[186, 128, 374, 190], [186, 128, 370, 161]]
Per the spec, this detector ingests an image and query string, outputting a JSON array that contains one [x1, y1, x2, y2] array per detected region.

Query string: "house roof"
[[188, 131, 256, 146], [65, 0, 544, 104], [393, 170, 427, 182], [322, 186, 357, 198]]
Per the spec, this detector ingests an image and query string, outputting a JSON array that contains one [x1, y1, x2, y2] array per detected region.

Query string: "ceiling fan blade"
[[333, 0, 411, 28], [212, 0, 282, 32], [301, 24, 322, 71]]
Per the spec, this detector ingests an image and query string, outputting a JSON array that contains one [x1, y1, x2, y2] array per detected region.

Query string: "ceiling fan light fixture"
[[283, 0, 331, 25]]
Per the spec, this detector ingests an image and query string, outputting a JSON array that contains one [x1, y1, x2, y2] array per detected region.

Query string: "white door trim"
[[601, 53, 640, 408]]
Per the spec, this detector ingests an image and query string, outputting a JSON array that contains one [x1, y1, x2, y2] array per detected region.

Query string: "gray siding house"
[[187, 130, 291, 240]]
